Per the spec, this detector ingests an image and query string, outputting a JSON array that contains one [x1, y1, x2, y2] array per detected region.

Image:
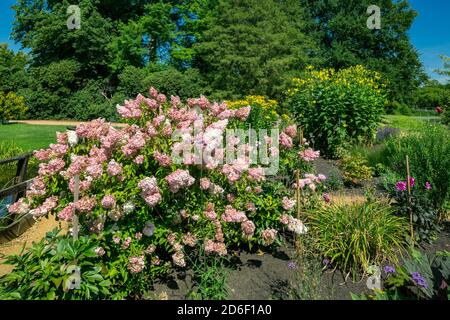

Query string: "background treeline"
[[0, 0, 448, 121]]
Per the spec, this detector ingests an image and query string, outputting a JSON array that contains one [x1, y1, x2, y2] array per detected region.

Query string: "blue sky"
[[0, 0, 449, 81]]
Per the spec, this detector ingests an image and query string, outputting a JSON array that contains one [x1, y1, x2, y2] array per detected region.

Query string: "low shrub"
[[0, 91, 27, 123], [286, 65, 387, 158], [307, 199, 408, 278], [187, 250, 229, 300], [339, 155, 373, 186]]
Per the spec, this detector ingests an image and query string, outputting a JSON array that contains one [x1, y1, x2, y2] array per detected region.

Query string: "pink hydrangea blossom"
[[8, 198, 30, 215], [246, 202, 256, 212], [261, 229, 277, 245], [107, 160, 123, 177], [172, 251, 186, 267], [153, 151, 172, 167], [204, 239, 227, 256], [86, 163, 103, 179], [101, 195, 116, 209], [280, 214, 289, 225], [182, 233, 197, 247], [57, 203, 75, 221], [241, 220, 255, 238], [279, 132, 293, 149], [221, 205, 247, 223], [204, 202, 217, 220], [38, 159, 65, 176], [286, 216, 308, 235], [134, 155, 144, 164], [248, 167, 265, 182], [284, 125, 297, 139], [235, 106, 251, 121], [95, 247, 106, 256], [75, 196, 97, 213], [145, 244, 156, 254], [200, 177, 211, 190], [165, 169, 195, 193], [282, 197, 296, 211], [299, 148, 320, 162], [32, 196, 59, 218], [122, 237, 132, 249], [128, 255, 145, 273], [27, 177, 46, 197]]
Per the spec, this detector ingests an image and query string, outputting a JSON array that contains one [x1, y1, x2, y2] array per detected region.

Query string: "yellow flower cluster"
[[288, 65, 386, 96], [226, 95, 279, 117]]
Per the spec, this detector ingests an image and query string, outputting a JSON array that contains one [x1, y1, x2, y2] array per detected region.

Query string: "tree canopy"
[[1, 0, 436, 120]]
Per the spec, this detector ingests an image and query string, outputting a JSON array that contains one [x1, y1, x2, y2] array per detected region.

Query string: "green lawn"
[[381, 115, 440, 131], [0, 123, 68, 152]]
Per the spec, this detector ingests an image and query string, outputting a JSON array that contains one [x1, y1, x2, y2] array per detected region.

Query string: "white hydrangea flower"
[[67, 130, 78, 147], [122, 201, 135, 214]]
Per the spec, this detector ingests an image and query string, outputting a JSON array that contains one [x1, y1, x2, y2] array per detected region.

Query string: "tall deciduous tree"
[[300, 0, 426, 102], [435, 55, 450, 81], [194, 0, 319, 100], [0, 43, 28, 93]]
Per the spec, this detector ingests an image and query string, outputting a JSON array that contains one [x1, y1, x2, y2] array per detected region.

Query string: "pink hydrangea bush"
[[8, 88, 324, 286]]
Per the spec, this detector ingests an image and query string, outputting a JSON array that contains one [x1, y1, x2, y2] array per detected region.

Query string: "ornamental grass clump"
[[4, 87, 323, 298], [307, 199, 408, 279]]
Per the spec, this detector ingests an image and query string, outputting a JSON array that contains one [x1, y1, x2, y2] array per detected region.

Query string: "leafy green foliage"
[[0, 91, 28, 122], [307, 199, 408, 278], [187, 251, 229, 300], [300, 0, 426, 104], [339, 155, 373, 186], [20, 59, 81, 119], [0, 229, 111, 300], [287, 65, 386, 158], [0, 43, 28, 94], [381, 124, 450, 212], [195, 0, 318, 100], [354, 250, 450, 300], [413, 82, 450, 111], [389, 179, 440, 243]]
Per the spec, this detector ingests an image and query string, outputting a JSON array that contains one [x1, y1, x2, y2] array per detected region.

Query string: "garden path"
[[0, 216, 66, 276]]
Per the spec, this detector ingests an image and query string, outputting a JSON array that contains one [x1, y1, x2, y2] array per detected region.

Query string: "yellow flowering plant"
[[287, 65, 387, 158], [226, 95, 281, 129]]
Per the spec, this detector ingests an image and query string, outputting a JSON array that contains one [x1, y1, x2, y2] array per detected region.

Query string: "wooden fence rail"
[[0, 152, 35, 243]]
